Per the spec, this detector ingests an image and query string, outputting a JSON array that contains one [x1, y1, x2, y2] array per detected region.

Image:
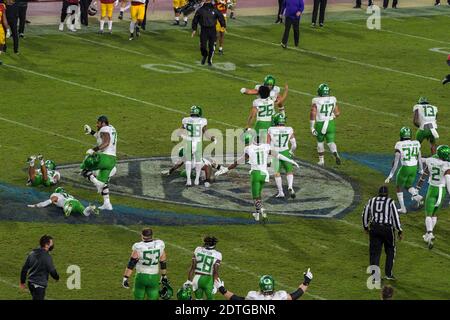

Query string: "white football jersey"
[[423, 157, 450, 187], [312, 96, 337, 122], [413, 104, 438, 130], [132, 240, 165, 275], [50, 192, 73, 208], [245, 143, 271, 179], [246, 290, 289, 300], [268, 126, 294, 152], [252, 98, 276, 123], [95, 125, 117, 157], [394, 140, 421, 167], [36, 169, 60, 185], [254, 84, 280, 100], [193, 246, 222, 276], [182, 117, 207, 142]]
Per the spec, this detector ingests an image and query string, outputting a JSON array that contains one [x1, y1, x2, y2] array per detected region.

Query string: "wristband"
[[219, 286, 227, 295]]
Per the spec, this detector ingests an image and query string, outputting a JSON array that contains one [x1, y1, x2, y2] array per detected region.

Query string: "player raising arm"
[[215, 268, 313, 300], [27, 155, 61, 187]]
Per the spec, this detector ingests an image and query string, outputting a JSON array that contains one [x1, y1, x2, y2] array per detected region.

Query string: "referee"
[[191, 0, 225, 66], [20, 235, 60, 300], [362, 186, 402, 281]]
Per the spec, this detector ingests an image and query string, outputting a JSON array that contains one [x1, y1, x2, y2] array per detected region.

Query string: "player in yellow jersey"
[[173, 0, 188, 26], [129, 0, 146, 40], [0, 2, 10, 65]]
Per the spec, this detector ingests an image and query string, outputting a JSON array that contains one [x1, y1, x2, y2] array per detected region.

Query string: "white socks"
[[275, 176, 283, 194], [89, 175, 105, 193], [100, 20, 105, 31], [328, 142, 338, 153], [185, 161, 192, 184], [432, 216, 437, 229], [108, 20, 112, 31], [425, 216, 433, 233], [130, 21, 135, 33], [195, 162, 202, 185], [287, 174, 293, 189], [397, 192, 405, 211], [408, 187, 418, 196]]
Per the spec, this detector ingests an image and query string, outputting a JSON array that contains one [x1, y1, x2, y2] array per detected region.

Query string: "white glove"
[[161, 169, 170, 176], [215, 167, 229, 177], [303, 268, 313, 285], [214, 278, 224, 289], [27, 204, 36, 208], [311, 128, 318, 136], [6, 28, 11, 39], [183, 280, 193, 288], [293, 161, 300, 168], [240, 88, 246, 94], [384, 176, 392, 184], [86, 149, 95, 155], [83, 124, 92, 135]]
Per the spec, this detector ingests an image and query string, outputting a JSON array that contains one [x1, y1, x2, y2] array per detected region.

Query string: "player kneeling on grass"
[[27, 155, 61, 187], [385, 127, 423, 214], [129, 0, 145, 40], [184, 236, 221, 300], [0, 2, 11, 66], [28, 187, 99, 217], [215, 133, 299, 222], [122, 228, 172, 300], [310, 83, 341, 166], [99, 0, 119, 34], [215, 268, 313, 300], [81, 115, 117, 210], [413, 145, 450, 249], [268, 113, 297, 199], [413, 97, 439, 155]]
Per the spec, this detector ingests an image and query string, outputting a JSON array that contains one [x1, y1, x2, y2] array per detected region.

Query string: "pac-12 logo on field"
[[59, 157, 359, 218]]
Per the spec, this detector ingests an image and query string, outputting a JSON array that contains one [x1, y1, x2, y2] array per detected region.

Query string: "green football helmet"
[[399, 127, 412, 140], [259, 275, 275, 294], [272, 113, 286, 126], [54, 187, 65, 194], [317, 83, 330, 97], [177, 284, 193, 300], [45, 160, 56, 170], [190, 105, 203, 117], [437, 145, 450, 161], [243, 132, 254, 145], [81, 154, 100, 170], [160, 282, 174, 300], [263, 75, 276, 87], [63, 202, 73, 217], [418, 96, 429, 105]]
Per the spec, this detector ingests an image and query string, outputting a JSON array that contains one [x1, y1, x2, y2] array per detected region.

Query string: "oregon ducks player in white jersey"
[[122, 228, 171, 300], [81, 115, 117, 210], [310, 83, 341, 166], [184, 236, 222, 300], [385, 127, 423, 214], [413, 97, 439, 155], [27, 187, 98, 217], [215, 133, 299, 221], [268, 113, 297, 199], [215, 268, 313, 300], [180, 105, 216, 186], [414, 145, 450, 249]]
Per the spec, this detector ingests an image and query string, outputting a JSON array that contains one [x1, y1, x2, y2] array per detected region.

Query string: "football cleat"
[[219, 49, 223, 55], [289, 188, 296, 199], [384, 275, 396, 281], [98, 30, 104, 34], [160, 169, 170, 176], [172, 20, 180, 25], [129, 34, 134, 40], [261, 209, 267, 224], [37, 154, 43, 161], [201, 56, 207, 65], [275, 192, 285, 198], [118, 12, 123, 20], [58, 23, 64, 31], [252, 212, 260, 222], [204, 182, 210, 188], [186, 180, 192, 187], [398, 208, 407, 214], [99, 203, 113, 211], [334, 153, 341, 165], [90, 204, 100, 215], [27, 155, 36, 164], [317, 161, 325, 166]]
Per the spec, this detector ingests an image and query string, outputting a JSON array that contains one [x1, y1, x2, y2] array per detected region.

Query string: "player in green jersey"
[[27, 155, 61, 187]]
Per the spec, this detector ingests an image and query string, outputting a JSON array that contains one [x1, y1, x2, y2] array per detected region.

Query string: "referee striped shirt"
[[362, 196, 402, 231]]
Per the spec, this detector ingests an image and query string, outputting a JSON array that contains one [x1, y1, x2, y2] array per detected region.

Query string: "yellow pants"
[[173, 0, 188, 9], [0, 29, 4, 46], [101, 3, 114, 18], [130, 4, 145, 21]]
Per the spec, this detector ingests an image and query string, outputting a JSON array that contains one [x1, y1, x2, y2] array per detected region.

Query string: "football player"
[[81, 115, 117, 210], [180, 105, 216, 186], [27, 187, 99, 217], [268, 113, 297, 198], [385, 127, 423, 214], [99, 0, 119, 34], [0, 1, 10, 65], [310, 83, 341, 166], [215, 268, 313, 300], [129, 0, 146, 40], [215, 0, 227, 55], [118, 0, 130, 20], [215, 133, 299, 221], [177, 282, 193, 300], [414, 145, 450, 249], [184, 236, 222, 300], [173, 0, 188, 26], [246, 85, 288, 144], [413, 97, 439, 155], [441, 55, 450, 85], [122, 228, 171, 300], [27, 155, 61, 187]]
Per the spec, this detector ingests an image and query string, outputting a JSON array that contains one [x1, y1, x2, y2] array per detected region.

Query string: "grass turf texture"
[[1, 7, 450, 299]]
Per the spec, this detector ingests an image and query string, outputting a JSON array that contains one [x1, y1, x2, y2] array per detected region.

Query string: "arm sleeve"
[[218, 11, 226, 27], [290, 138, 297, 152], [277, 153, 297, 166], [192, 10, 200, 31], [388, 152, 401, 177], [36, 199, 53, 208], [445, 174, 450, 195], [20, 255, 31, 284], [230, 294, 246, 300], [362, 199, 371, 229], [47, 256, 59, 281], [391, 200, 402, 232], [299, 0, 304, 12]]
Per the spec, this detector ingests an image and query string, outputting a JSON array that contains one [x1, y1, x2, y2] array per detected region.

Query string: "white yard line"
[[0, 277, 55, 300], [115, 225, 327, 300]]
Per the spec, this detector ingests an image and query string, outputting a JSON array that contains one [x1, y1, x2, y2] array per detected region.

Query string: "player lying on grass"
[[81, 115, 117, 210], [215, 133, 299, 222], [214, 269, 313, 300], [27, 187, 99, 217], [241, 75, 288, 116], [27, 155, 61, 187], [310, 83, 341, 166], [413, 145, 450, 249], [413, 97, 439, 155], [385, 127, 423, 214], [268, 113, 297, 199], [183, 236, 221, 300], [122, 228, 172, 300]]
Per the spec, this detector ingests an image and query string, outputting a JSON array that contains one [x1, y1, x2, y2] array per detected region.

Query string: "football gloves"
[[161, 275, 170, 286], [84, 124, 92, 135], [240, 88, 247, 94], [384, 176, 392, 184], [214, 278, 224, 290], [215, 167, 229, 177], [6, 28, 11, 39], [161, 169, 170, 176], [122, 276, 130, 289], [86, 149, 95, 155], [303, 268, 313, 285], [183, 280, 193, 288]]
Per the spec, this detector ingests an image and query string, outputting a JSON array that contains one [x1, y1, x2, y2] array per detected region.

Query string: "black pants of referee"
[[199, 26, 216, 63], [6, 4, 19, 53], [281, 17, 300, 47], [369, 224, 396, 277], [79, 0, 92, 26], [312, 0, 327, 25], [28, 282, 46, 300], [141, 0, 150, 30], [383, 0, 398, 8]]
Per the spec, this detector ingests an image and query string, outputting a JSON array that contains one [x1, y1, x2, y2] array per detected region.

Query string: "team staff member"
[[362, 186, 403, 281], [129, 0, 145, 40], [311, 0, 327, 27], [15, 0, 27, 38], [5, 0, 19, 53], [280, 0, 303, 49], [20, 235, 60, 300], [79, 0, 92, 26], [442, 55, 450, 85], [191, 0, 225, 66], [0, 1, 10, 65]]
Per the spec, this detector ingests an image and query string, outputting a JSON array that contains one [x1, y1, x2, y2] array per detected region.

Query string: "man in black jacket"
[[15, 0, 27, 37], [442, 55, 450, 85], [20, 235, 60, 300], [191, 0, 225, 66]]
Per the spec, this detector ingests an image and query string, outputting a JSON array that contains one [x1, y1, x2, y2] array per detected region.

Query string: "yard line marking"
[[348, 239, 368, 247], [226, 32, 441, 82], [269, 244, 290, 252], [115, 225, 326, 300], [0, 277, 55, 300]]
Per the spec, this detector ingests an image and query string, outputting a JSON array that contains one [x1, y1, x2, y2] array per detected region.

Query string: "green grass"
[[2, 7, 450, 300]]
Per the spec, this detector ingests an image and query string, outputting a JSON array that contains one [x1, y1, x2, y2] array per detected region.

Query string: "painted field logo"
[[59, 157, 359, 218]]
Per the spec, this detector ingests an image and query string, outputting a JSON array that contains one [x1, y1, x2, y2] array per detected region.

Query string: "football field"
[[1, 5, 450, 300]]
